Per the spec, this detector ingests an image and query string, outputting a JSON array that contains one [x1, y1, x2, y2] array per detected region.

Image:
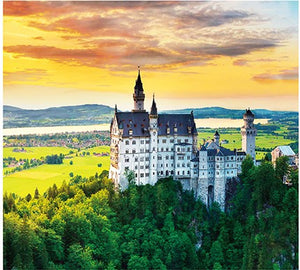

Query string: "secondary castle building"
[[109, 70, 256, 210]]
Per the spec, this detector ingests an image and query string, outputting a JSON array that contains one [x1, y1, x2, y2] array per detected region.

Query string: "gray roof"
[[116, 112, 150, 137], [158, 114, 197, 136], [202, 146, 235, 157], [276, 146, 295, 156], [115, 111, 197, 138]]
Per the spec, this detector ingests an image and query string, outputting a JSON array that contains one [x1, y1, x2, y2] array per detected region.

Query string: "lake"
[[3, 118, 269, 136]]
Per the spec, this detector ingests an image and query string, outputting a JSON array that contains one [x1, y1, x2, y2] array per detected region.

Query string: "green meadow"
[[3, 146, 71, 160], [198, 129, 296, 160], [3, 146, 110, 197]]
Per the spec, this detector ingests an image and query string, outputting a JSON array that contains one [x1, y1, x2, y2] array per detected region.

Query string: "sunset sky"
[[3, 1, 298, 111]]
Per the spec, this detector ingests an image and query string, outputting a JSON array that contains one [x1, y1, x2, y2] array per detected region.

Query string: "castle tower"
[[214, 130, 220, 146], [133, 67, 145, 112], [241, 108, 257, 161], [149, 95, 158, 184]]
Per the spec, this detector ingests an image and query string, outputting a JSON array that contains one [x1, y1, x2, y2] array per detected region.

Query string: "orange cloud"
[[253, 67, 298, 82]]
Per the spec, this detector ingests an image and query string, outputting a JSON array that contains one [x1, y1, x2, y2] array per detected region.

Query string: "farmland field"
[[3, 146, 110, 197]]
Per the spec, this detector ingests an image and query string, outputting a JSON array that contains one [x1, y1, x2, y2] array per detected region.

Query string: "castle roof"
[[200, 145, 207, 151], [116, 111, 150, 137], [203, 146, 235, 157], [214, 130, 220, 136], [158, 114, 197, 136], [115, 111, 197, 138], [244, 108, 254, 117]]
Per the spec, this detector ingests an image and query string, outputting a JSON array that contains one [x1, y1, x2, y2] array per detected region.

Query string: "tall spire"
[[133, 66, 145, 112], [150, 94, 158, 116]]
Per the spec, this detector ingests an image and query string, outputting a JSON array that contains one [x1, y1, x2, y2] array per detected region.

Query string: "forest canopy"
[[3, 157, 298, 270]]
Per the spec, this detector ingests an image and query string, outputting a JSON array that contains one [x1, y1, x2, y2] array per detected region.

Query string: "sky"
[[3, 1, 298, 111]]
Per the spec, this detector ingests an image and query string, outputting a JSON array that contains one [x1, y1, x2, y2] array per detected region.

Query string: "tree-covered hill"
[[163, 107, 298, 121], [4, 104, 298, 128], [3, 157, 298, 269], [3, 104, 114, 128]]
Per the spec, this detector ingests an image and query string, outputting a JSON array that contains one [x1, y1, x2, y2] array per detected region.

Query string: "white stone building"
[[109, 70, 256, 210], [271, 145, 297, 167]]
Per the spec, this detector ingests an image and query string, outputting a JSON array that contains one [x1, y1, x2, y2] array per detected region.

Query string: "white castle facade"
[[109, 70, 256, 210]]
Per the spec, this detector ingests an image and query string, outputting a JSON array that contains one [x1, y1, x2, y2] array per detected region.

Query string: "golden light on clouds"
[[3, 1, 298, 111]]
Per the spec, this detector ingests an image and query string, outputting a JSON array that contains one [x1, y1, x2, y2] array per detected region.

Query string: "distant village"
[[4, 130, 110, 149]]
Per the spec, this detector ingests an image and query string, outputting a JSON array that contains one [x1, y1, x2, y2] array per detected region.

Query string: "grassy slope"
[[3, 146, 110, 197]]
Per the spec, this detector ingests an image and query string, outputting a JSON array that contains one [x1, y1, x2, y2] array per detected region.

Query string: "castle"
[[109, 70, 256, 210]]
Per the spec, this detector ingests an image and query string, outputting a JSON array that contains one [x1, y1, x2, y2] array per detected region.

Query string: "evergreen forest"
[[3, 156, 298, 270]]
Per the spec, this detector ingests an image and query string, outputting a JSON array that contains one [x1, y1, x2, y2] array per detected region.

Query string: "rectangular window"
[[141, 173, 144, 177], [170, 139, 174, 143], [141, 140, 144, 144], [163, 139, 167, 143]]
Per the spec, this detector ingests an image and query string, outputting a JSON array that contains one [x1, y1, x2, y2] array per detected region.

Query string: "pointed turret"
[[133, 66, 145, 112], [150, 94, 158, 117]]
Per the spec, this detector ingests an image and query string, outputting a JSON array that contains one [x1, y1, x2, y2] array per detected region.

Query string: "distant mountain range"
[[163, 107, 298, 120], [3, 104, 298, 128]]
